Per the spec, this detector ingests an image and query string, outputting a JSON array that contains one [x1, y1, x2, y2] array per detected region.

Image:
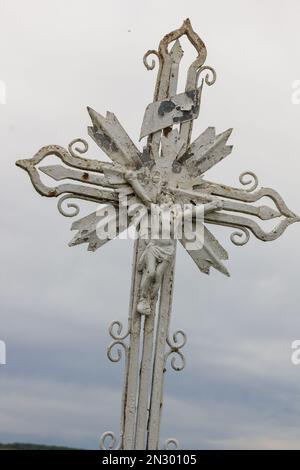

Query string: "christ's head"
[[158, 191, 174, 208]]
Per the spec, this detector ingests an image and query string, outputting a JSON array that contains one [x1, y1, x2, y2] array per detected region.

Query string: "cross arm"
[[171, 171, 299, 245], [15, 142, 127, 205]]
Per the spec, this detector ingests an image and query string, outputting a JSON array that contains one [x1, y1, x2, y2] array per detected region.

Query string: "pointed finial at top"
[[170, 39, 184, 61]]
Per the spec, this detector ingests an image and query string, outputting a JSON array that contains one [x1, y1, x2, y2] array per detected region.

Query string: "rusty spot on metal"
[[163, 127, 172, 137]]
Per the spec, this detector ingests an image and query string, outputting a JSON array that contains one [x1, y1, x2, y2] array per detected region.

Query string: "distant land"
[[0, 443, 79, 450]]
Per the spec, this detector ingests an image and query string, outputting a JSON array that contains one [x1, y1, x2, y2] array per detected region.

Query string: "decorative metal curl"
[[99, 431, 121, 450], [167, 329, 187, 350], [68, 138, 89, 158], [166, 350, 186, 372], [109, 320, 130, 341], [57, 194, 105, 218], [163, 438, 179, 450], [143, 49, 160, 70], [230, 226, 250, 246], [165, 329, 187, 371], [196, 65, 217, 86], [239, 171, 258, 192], [107, 340, 128, 363], [57, 194, 81, 217]]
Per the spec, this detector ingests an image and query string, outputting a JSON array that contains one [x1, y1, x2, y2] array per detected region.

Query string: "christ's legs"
[[140, 252, 156, 295], [137, 252, 156, 316], [151, 260, 169, 299]]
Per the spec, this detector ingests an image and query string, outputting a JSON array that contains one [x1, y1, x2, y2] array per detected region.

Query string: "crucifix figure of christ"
[[132, 192, 223, 317], [16, 19, 299, 450]]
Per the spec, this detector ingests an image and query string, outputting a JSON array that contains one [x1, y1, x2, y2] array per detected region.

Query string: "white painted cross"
[[16, 19, 299, 450]]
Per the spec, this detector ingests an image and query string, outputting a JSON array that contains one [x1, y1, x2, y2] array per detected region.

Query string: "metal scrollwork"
[[167, 329, 187, 349], [109, 320, 130, 341], [165, 329, 187, 372], [57, 194, 81, 217], [57, 193, 108, 218], [107, 320, 130, 363], [107, 340, 128, 363], [239, 171, 258, 192], [196, 65, 217, 87], [163, 438, 180, 450], [99, 431, 121, 450], [230, 226, 250, 246], [68, 138, 89, 158], [143, 50, 160, 71]]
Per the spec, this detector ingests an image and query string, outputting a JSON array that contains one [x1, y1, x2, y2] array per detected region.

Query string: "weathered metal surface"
[[16, 19, 299, 450], [122, 239, 144, 450], [181, 226, 229, 276], [147, 251, 177, 450], [69, 208, 122, 251], [39, 164, 130, 189], [15, 142, 123, 204], [196, 173, 300, 244], [16, 141, 116, 174], [140, 88, 202, 139], [88, 107, 142, 169], [179, 127, 233, 175]]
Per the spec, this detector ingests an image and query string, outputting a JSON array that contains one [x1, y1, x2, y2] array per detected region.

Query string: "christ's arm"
[[125, 171, 152, 207]]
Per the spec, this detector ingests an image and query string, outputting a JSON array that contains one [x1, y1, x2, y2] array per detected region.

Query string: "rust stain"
[[163, 126, 172, 137]]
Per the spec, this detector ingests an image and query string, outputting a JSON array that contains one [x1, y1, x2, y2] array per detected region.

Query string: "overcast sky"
[[1, 0, 300, 449]]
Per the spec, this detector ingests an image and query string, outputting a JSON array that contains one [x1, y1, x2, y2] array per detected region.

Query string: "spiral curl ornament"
[[239, 171, 259, 192], [57, 194, 81, 217], [196, 65, 217, 87], [167, 350, 186, 372], [165, 329, 187, 372], [230, 226, 250, 246], [99, 431, 121, 450], [109, 320, 130, 341], [167, 329, 187, 350], [57, 194, 105, 218], [143, 49, 160, 70], [107, 340, 128, 363], [163, 438, 179, 450], [68, 138, 89, 158]]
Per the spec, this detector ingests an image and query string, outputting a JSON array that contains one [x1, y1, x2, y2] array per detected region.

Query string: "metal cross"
[[16, 19, 299, 450]]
